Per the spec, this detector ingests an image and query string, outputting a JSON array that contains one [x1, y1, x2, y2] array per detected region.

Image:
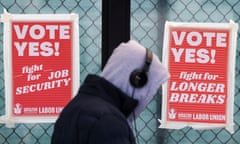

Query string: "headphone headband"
[[143, 49, 153, 73]]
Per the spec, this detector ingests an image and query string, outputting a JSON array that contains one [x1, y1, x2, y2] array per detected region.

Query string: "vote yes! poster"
[[160, 21, 238, 133], [0, 11, 79, 126]]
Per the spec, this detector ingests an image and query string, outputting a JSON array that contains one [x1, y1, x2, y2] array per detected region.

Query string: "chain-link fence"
[[0, 0, 239, 144], [131, 0, 240, 144], [0, 0, 102, 143]]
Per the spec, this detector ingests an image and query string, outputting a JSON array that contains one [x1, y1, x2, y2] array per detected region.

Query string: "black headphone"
[[129, 48, 153, 88]]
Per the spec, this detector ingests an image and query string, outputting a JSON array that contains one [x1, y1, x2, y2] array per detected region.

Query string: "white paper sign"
[[160, 21, 238, 133]]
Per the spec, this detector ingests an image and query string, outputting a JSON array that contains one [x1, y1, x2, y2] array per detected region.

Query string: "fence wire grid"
[[0, 0, 239, 144]]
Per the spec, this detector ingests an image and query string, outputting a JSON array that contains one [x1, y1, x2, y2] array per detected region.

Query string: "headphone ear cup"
[[129, 70, 148, 88]]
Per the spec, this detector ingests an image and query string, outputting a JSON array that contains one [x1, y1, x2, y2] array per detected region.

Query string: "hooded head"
[[101, 40, 169, 122]]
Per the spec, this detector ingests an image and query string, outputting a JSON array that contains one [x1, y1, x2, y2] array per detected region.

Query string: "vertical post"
[[102, 0, 130, 70], [157, 1, 169, 143]]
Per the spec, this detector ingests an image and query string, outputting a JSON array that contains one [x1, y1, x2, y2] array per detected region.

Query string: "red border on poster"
[[1, 12, 79, 126], [160, 21, 238, 133]]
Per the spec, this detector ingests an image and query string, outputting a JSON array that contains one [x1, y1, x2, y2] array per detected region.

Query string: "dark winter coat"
[[51, 74, 138, 144], [52, 40, 169, 144]]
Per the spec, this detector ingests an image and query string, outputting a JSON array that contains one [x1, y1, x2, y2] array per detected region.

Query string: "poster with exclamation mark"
[[160, 21, 238, 133], [1, 13, 79, 125]]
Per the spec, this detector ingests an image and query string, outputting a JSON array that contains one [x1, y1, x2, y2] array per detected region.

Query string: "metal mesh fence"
[[0, 0, 102, 143], [131, 0, 240, 144], [0, 0, 239, 144]]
